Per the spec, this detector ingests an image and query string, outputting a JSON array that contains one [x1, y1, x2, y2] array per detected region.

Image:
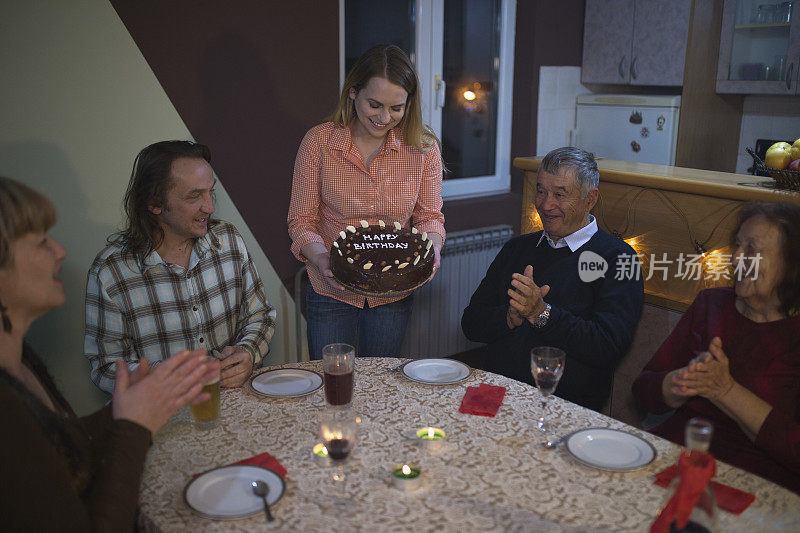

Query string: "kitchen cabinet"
[[716, 0, 800, 94], [582, 0, 692, 86]]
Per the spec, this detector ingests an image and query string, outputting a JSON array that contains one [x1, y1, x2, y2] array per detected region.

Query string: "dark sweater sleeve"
[[632, 293, 701, 413], [530, 247, 644, 371], [461, 239, 518, 343], [754, 399, 800, 473], [0, 385, 93, 531], [84, 417, 152, 532], [80, 403, 114, 441], [0, 385, 151, 533]]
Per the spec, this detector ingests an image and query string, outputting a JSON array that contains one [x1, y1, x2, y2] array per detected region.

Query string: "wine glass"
[[530, 346, 566, 436], [318, 407, 360, 508]]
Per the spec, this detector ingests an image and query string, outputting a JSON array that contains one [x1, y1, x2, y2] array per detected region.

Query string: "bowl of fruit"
[[748, 139, 800, 191]]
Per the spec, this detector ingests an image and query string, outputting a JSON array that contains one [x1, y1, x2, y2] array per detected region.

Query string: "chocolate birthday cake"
[[330, 220, 435, 295]]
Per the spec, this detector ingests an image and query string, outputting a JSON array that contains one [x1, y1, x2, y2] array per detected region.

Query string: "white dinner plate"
[[401, 358, 472, 384], [183, 465, 285, 519], [565, 428, 657, 472], [250, 368, 322, 397]]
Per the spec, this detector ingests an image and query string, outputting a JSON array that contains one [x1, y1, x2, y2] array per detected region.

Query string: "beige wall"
[[0, 0, 300, 414]]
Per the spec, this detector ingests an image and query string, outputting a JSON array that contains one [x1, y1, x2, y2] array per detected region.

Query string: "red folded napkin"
[[459, 383, 506, 417], [654, 462, 755, 515], [194, 452, 287, 478]]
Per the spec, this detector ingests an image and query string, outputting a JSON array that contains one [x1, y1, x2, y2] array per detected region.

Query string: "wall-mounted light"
[[527, 207, 542, 231]]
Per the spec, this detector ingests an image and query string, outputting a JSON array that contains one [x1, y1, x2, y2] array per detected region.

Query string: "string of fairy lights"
[[525, 186, 742, 291]]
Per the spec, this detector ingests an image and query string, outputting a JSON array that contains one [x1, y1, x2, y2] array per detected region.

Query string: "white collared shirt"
[[536, 215, 598, 252]]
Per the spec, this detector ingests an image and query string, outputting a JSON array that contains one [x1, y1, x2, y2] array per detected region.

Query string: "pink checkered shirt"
[[288, 122, 445, 308]]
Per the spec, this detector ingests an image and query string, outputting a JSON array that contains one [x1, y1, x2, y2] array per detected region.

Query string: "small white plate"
[[250, 368, 322, 397], [565, 428, 657, 472], [183, 465, 285, 519], [401, 358, 472, 384]]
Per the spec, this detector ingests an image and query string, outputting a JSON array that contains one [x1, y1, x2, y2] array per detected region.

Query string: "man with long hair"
[[84, 141, 276, 393]]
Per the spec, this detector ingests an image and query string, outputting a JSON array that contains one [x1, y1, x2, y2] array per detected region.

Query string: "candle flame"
[[428, 428, 435, 439], [402, 464, 411, 475]]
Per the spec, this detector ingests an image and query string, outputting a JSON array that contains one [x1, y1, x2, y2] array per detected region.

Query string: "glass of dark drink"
[[322, 343, 355, 407], [530, 346, 566, 435], [318, 407, 360, 508]]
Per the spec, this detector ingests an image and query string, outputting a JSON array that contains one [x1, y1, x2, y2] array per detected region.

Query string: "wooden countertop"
[[513, 157, 800, 204]]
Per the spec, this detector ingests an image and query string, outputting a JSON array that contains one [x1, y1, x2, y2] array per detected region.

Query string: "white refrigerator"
[[574, 94, 681, 165]]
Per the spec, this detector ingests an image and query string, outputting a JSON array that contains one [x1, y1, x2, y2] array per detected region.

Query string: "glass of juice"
[[190, 365, 221, 430], [322, 343, 355, 407]]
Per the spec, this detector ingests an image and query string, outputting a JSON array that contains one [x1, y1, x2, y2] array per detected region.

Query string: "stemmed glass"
[[530, 346, 566, 436], [318, 408, 360, 508]]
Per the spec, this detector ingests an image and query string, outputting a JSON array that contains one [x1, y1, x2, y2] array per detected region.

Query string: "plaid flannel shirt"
[[84, 220, 276, 393], [287, 122, 445, 308]]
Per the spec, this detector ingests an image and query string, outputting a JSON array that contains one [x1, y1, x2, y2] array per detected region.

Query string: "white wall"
[[0, 0, 300, 414], [536, 66, 591, 156], [736, 95, 800, 174]]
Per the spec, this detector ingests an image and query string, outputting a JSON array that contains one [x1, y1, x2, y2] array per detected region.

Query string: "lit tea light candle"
[[391, 464, 422, 491], [312, 442, 329, 460], [416, 427, 446, 452]]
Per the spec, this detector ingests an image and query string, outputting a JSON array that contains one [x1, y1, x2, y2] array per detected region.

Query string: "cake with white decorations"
[[330, 220, 435, 295]]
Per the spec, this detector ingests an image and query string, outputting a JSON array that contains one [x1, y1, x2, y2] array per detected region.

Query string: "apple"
[[789, 158, 800, 172], [766, 142, 793, 169], [791, 138, 800, 161], [768, 141, 792, 152]]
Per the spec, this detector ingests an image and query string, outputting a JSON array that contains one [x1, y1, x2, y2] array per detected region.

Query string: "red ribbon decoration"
[[651, 450, 716, 533]]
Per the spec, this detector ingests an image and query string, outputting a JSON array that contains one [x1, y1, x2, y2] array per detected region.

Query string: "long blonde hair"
[[327, 44, 439, 153]]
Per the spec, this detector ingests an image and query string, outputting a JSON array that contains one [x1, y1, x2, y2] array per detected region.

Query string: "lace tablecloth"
[[139, 358, 800, 532]]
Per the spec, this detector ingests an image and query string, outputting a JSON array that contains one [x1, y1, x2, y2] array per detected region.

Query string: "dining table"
[[138, 357, 800, 532]]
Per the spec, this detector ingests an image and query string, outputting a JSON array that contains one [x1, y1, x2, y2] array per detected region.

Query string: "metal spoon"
[[387, 359, 410, 372], [251, 480, 274, 522], [543, 434, 567, 449]]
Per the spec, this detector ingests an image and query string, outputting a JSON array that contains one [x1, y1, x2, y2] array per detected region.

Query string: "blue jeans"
[[306, 282, 414, 360]]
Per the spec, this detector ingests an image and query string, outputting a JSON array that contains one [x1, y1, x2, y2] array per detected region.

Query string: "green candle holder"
[[312, 442, 329, 461], [416, 427, 446, 451], [391, 464, 422, 491]]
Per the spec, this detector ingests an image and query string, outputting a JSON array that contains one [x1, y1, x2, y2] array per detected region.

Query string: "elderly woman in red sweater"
[[633, 201, 800, 494]]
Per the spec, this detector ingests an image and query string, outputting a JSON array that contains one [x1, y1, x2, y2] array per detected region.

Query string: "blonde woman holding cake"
[[288, 44, 445, 360]]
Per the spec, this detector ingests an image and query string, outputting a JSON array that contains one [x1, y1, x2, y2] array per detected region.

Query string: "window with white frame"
[[341, 0, 516, 199]]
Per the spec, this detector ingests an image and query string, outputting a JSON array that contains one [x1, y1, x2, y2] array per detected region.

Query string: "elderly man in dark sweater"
[[462, 147, 643, 411]]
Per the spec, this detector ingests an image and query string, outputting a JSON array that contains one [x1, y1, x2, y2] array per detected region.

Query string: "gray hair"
[[539, 147, 599, 198]]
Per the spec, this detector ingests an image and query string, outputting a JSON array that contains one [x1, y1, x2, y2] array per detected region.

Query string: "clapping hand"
[[668, 337, 735, 401], [112, 350, 220, 434], [507, 265, 550, 326]]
